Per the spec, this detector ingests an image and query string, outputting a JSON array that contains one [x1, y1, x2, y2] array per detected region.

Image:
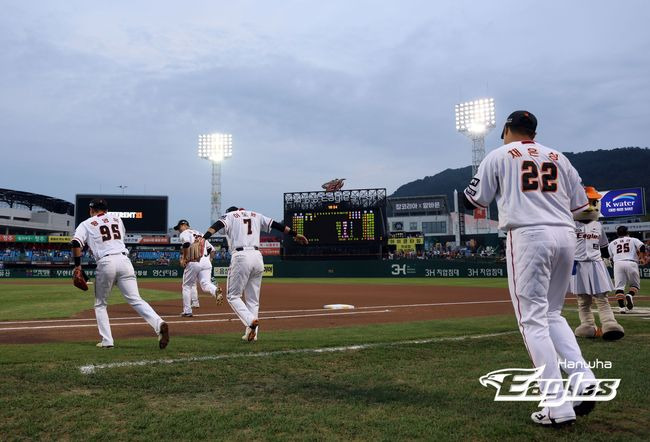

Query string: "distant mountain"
[[392, 147, 650, 217]]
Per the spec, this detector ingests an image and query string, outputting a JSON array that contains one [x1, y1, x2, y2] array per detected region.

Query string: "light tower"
[[198, 133, 233, 224], [455, 98, 496, 176]]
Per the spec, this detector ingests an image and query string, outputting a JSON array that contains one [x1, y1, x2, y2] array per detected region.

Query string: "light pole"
[[454, 98, 496, 236], [117, 185, 128, 195], [455, 98, 496, 176], [198, 133, 233, 225]]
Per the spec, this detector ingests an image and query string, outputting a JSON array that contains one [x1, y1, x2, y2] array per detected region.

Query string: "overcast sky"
[[1, 1, 648, 228]]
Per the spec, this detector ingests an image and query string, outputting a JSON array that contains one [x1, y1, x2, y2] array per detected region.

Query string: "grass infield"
[[0, 278, 649, 440]]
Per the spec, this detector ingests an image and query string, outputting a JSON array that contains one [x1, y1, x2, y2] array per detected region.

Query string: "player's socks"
[[616, 292, 625, 309]]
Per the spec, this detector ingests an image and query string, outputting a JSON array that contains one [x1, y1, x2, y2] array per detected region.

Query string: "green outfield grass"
[[1, 307, 649, 441]]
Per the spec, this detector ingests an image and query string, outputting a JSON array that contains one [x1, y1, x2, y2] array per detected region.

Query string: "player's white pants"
[[94, 254, 163, 346], [226, 250, 264, 327], [507, 226, 595, 415], [613, 260, 640, 291], [182, 257, 217, 314]]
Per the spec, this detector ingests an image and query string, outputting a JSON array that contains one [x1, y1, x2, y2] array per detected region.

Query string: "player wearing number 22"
[[202, 206, 308, 341], [464, 111, 595, 427], [71, 199, 169, 349]]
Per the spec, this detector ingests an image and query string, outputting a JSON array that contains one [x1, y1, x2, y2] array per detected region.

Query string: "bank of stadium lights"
[[455, 98, 496, 176], [198, 133, 232, 162], [198, 133, 233, 224]]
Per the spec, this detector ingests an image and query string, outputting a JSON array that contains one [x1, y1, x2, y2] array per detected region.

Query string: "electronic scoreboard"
[[289, 207, 381, 244], [283, 188, 387, 258]]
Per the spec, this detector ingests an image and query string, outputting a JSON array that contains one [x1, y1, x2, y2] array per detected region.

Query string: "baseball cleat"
[[247, 319, 259, 342], [625, 294, 634, 311], [96, 342, 114, 349], [180, 312, 193, 317], [191, 303, 200, 308], [158, 322, 170, 349], [530, 408, 576, 427], [242, 326, 258, 341], [619, 307, 627, 314], [617, 297, 625, 309]]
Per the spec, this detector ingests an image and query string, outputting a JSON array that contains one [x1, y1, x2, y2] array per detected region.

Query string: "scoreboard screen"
[[75, 194, 168, 234], [289, 207, 383, 245]]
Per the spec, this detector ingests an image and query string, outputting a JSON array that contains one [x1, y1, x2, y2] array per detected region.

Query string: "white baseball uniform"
[[465, 140, 594, 417], [571, 221, 613, 295], [217, 210, 273, 330], [179, 228, 218, 314], [608, 236, 644, 291], [73, 212, 164, 347]]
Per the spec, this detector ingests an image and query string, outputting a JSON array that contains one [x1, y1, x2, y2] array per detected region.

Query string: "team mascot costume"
[[571, 186, 624, 340]]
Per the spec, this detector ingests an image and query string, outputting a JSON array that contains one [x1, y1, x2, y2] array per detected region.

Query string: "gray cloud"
[[1, 1, 649, 226]]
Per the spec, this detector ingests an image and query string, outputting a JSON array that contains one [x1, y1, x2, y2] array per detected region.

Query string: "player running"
[[173, 219, 222, 317], [71, 198, 169, 349], [608, 225, 647, 313], [202, 206, 308, 341], [463, 110, 595, 427]]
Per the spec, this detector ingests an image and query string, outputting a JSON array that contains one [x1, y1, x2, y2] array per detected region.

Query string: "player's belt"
[[100, 252, 128, 259], [235, 246, 259, 251]]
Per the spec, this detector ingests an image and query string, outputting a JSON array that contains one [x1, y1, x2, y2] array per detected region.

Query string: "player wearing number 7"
[[70, 199, 169, 349], [463, 111, 595, 427], [202, 206, 308, 341]]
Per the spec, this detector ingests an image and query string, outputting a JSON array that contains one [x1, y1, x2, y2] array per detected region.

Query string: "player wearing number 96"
[[203, 206, 308, 342], [70, 198, 169, 349], [463, 111, 595, 427]]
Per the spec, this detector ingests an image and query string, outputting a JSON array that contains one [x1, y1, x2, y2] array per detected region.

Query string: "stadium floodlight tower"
[[455, 98, 496, 176], [198, 133, 233, 224]]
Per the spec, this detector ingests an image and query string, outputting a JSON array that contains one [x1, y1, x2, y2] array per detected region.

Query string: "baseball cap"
[[225, 206, 239, 213], [617, 225, 628, 236], [500, 110, 537, 139], [89, 198, 108, 211], [173, 219, 190, 230], [584, 186, 602, 200]]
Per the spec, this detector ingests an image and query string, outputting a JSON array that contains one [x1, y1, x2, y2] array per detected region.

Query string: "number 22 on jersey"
[[521, 161, 558, 192]]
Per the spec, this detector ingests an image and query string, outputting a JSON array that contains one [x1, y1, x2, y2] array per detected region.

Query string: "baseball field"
[[1, 278, 649, 441]]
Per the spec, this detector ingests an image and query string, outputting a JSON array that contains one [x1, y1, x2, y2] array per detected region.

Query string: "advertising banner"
[[213, 264, 274, 277], [259, 242, 281, 256], [139, 236, 170, 245], [75, 194, 168, 233], [48, 236, 72, 243], [15, 235, 48, 243], [389, 196, 448, 215], [0, 235, 15, 242], [388, 237, 424, 252], [600, 188, 645, 218]]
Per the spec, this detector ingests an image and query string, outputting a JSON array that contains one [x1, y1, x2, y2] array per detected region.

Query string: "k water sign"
[[600, 187, 645, 218]]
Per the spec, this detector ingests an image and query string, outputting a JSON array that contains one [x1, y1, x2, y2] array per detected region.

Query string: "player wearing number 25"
[[463, 111, 594, 426], [71, 199, 169, 349], [202, 206, 308, 342]]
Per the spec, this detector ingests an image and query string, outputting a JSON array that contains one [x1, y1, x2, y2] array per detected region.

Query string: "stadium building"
[[0, 188, 75, 236]]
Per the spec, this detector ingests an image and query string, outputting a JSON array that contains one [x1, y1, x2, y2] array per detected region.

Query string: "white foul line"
[[0, 299, 511, 326], [0, 309, 391, 331], [79, 331, 516, 375]]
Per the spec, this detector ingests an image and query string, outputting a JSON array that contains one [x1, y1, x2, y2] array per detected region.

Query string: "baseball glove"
[[73, 267, 89, 291], [186, 237, 205, 263]]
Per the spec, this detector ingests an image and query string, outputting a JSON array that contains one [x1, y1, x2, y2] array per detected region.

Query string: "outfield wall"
[[1, 260, 648, 279]]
